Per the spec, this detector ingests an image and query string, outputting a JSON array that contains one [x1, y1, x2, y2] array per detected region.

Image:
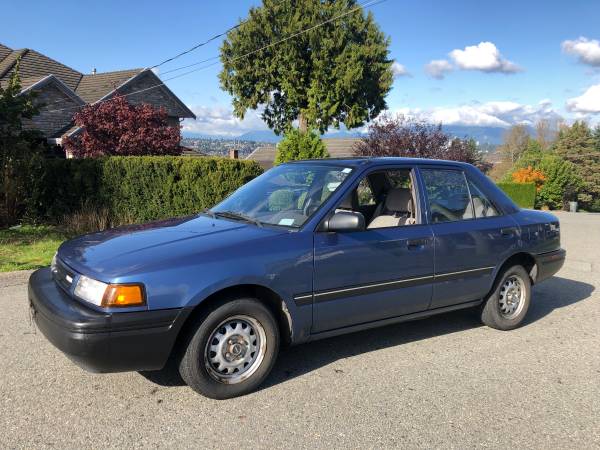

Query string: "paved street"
[[1, 212, 599, 449]]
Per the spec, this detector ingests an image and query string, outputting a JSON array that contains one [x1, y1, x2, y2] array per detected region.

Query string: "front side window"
[[421, 169, 474, 223], [211, 163, 353, 228]]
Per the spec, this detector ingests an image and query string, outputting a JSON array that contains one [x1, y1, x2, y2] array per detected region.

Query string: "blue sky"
[[3, 0, 600, 135]]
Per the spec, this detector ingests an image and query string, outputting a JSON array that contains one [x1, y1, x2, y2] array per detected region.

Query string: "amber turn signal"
[[102, 284, 146, 307]]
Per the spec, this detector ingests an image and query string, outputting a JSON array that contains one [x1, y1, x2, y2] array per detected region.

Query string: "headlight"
[[74, 275, 146, 308], [50, 253, 58, 273], [74, 275, 109, 306]]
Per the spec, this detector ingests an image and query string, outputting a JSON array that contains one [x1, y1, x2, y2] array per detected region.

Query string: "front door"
[[312, 167, 435, 333]]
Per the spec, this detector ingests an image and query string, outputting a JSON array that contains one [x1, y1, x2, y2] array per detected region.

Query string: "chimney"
[[229, 149, 239, 159], [91, 68, 97, 75]]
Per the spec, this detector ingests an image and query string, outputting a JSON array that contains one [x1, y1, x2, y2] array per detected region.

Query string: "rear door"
[[418, 166, 520, 309], [312, 166, 434, 333]]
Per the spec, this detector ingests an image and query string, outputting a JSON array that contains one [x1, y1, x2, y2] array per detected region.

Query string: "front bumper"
[[28, 268, 190, 373], [534, 248, 566, 283]]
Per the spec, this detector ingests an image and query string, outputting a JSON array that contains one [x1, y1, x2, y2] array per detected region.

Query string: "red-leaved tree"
[[63, 94, 181, 157], [354, 113, 491, 172]]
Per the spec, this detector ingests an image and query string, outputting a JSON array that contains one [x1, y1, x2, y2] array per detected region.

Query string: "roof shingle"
[[75, 69, 142, 103]]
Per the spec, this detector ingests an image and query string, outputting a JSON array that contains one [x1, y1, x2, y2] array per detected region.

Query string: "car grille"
[[52, 258, 76, 292]]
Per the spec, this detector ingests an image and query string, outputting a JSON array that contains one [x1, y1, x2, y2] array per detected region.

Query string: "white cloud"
[[182, 105, 268, 136], [566, 84, 600, 113], [393, 99, 562, 128], [562, 37, 600, 67], [449, 41, 521, 73], [391, 61, 410, 78], [425, 59, 453, 79]]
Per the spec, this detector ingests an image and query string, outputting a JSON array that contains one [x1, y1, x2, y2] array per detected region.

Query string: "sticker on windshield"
[[342, 167, 352, 174], [278, 218, 295, 226], [327, 181, 341, 192]]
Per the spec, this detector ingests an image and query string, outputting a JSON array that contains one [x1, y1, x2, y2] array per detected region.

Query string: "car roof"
[[284, 157, 471, 169]]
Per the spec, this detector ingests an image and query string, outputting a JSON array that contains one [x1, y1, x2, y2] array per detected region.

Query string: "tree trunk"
[[298, 112, 308, 133]]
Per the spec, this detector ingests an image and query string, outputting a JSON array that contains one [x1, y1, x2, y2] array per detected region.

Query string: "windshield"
[[210, 163, 354, 228]]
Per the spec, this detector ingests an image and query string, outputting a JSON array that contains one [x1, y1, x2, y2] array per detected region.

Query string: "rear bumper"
[[534, 248, 566, 283], [28, 268, 189, 373]]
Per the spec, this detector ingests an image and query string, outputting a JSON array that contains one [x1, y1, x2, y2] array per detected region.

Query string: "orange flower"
[[512, 166, 546, 191]]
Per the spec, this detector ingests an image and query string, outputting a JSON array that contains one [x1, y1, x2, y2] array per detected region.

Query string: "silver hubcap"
[[499, 275, 526, 319], [204, 315, 266, 384]]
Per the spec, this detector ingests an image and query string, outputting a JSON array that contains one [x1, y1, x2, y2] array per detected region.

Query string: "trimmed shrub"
[[497, 182, 536, 209], [24, 156, 263, 225]]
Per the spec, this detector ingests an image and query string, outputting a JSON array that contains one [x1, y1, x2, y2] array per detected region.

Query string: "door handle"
[[500, 227, 516, 237], [407, 238, 429, 249]]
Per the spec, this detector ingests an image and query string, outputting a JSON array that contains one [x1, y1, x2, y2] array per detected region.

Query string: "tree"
[[553, 121, 600, 210], [498, 124, 530, 163], [593, 124, 600, 151], [0, 60, 44, 224], [274, 128, 329, 164], [353, 114, 491, 172], [506, 139, 583, 210], [219, 0, 393, 135], [535, 119, 557, 151], [63, 94, 181, 157]]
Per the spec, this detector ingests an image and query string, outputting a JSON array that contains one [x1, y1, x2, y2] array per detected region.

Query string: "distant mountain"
[[442, 125, 507, 146], [237, 130, 281, 143], [185, 125, 510, 146]]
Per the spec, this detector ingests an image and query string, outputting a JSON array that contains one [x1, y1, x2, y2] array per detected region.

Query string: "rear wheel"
[[481, 265, 531, 330], [178, 298, 279, 399]]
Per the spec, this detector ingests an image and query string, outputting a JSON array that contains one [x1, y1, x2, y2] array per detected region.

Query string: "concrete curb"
[[0, 269, 35, 288]]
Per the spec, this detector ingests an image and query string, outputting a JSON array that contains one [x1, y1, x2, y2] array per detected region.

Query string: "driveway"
[[1, 212, 598, 449]]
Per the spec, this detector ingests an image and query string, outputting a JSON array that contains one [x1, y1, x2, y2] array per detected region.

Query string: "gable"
[[22, 81, 83, 137]]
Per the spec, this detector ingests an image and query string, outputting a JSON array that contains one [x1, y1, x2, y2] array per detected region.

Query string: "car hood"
[[58, 215, 288, 281]]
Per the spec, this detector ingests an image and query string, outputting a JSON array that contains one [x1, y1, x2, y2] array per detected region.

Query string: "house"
[[0, 42, 195, 147], [246, 137, 361, 169]]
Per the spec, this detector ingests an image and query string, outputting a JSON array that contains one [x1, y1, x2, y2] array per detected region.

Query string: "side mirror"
[[326, 211, 366, 232]]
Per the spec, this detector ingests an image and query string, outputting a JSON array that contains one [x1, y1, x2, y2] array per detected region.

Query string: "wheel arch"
[[173, 284, 293, 357], [495, 252, 538, 286]]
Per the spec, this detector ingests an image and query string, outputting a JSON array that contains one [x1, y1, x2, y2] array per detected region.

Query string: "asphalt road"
[[1, 212, 599, 449]]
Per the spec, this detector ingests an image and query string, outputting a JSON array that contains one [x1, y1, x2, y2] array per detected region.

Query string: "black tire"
[[481, 265, 531, 330], [178, 298, 279, 399]]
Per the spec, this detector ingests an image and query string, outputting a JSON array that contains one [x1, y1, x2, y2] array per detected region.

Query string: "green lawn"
[[0, 225, 69, 272]]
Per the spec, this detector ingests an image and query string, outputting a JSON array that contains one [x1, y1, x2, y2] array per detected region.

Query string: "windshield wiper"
[[201, 208, 216, 219], [213, 211, 263, 227]]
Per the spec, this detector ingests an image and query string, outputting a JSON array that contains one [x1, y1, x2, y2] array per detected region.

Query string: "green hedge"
[[25, 156, 263, 224], [497, 182, 536, 209]]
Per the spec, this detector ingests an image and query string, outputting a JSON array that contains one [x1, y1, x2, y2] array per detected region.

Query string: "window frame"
[[317, 165, 426, 232], [464, 175, 504, 220], [418, 166, 506, 225]]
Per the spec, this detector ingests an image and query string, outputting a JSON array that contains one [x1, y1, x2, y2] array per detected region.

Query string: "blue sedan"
[[28, 158, 565, 398]]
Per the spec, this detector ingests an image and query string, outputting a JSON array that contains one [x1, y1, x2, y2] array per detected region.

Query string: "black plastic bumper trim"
[[28, 268, 190, 373]]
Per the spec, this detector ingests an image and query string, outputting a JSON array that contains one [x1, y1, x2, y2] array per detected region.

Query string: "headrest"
[[385, 188, 413, 213], [339, 189, 358, 210]]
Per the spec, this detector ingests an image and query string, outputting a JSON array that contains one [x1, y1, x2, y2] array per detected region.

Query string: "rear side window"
[[467, 179, 499, 218], [421, 169, 474, 223]]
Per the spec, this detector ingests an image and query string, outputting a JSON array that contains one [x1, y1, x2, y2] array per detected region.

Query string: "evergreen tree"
[[274, 128, 329, 164], [553, 121, 600, 210], [0, 60, 44, 223], [219, 0, 393, 135]]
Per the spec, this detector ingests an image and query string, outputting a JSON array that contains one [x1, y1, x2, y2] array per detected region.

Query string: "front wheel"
[[178, 298, 280, 399], [481, 265, 531, 330]]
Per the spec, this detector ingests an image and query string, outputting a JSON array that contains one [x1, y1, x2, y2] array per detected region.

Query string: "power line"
[[149, 24, 240, 71], [41, 0, 388, 115]]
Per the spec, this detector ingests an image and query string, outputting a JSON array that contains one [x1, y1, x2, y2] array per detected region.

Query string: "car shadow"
[[139, 276, 594, 390]]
